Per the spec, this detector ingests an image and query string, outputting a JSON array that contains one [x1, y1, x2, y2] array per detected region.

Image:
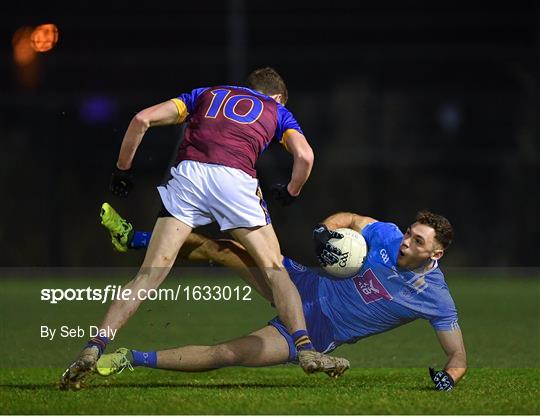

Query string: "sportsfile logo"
[[41, 285, 158, 304], [40, 284, 252, 304]]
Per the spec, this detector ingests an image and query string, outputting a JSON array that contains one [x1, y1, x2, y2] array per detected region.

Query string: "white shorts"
[[157, 160, 271, 231]]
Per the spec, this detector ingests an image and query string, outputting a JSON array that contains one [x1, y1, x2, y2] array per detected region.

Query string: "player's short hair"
[[415, 210, 453, 249], [246, 67, 288, 105]]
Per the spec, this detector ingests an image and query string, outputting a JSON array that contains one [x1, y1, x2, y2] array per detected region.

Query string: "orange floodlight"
[[30, 23, 59, 52]]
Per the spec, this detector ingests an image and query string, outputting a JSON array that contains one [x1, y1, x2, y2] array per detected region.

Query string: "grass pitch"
[[0, 269, 539, 414], [1, 367, 538, 415]]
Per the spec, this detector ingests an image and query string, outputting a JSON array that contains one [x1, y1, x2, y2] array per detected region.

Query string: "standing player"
[[97, 207, 466, 390], [60, 67, 348, 389]]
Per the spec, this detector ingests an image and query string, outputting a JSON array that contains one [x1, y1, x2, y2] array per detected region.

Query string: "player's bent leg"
[[60, 217, 192, 390], [158, 325, 290, 372], [229, 224, 307, 333], [180, 234, 273, 302], [230, 225, 351, 377], [99, 202, 272, 301], [98, 217, 192, 332], [95, 326, 349, 378], [178, 232, 215, 262], [96, 326, 288, 379]]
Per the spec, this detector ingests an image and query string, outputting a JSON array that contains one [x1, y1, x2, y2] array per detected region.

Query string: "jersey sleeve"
[[429, 300, 460, 331], [170, 87, 208, 123], [430, 316, 460, 331], [427, 283, 460, 331], [276, 105, 304, 147], [362, 222, 402, 249]]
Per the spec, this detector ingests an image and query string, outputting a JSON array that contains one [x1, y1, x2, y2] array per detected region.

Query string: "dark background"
[[1, 3, 538, 267]]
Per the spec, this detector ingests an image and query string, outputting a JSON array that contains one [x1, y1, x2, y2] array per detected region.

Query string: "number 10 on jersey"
[[205, 88, 264, 124]]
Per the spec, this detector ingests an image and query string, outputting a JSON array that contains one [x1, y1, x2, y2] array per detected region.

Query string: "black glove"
[[271, 183, 296, 206], [313, 224, 344, 266], [110, 167, 134, 198], [429, 368, 455, 391]]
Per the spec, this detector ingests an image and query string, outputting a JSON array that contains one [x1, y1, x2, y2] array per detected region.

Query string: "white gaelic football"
[[323, 228, 367, 278]]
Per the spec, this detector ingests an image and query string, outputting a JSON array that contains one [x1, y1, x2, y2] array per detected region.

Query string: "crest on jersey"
[[353, 268, 393, 304]]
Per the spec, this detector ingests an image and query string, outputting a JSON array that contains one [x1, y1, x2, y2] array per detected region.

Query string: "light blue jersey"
[[269, 222, 459, 361]]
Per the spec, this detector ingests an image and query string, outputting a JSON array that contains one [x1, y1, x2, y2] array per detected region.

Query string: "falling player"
[[97, 205, 466, 391]]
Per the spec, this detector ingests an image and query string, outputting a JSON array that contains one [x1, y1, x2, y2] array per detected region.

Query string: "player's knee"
[[132, 268, 167, 289], [254, 251, 283, 271], [211, 345, 242, 367], [263, 263, 289, 283]]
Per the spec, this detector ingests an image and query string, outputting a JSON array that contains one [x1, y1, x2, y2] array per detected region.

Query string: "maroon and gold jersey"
[[171, 85, 303, 177]]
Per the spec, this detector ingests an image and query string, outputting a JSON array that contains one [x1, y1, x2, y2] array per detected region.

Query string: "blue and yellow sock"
[[85, 336, 109, 355], [292, 329, 314, 352]]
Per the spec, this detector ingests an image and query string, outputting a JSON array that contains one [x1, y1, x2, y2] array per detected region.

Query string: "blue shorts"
[[268, 257, 337, 362]]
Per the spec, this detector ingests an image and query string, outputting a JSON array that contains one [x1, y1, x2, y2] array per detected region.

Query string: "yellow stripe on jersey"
[[279, 128, 301, 152], [170, 98, 189, 124]]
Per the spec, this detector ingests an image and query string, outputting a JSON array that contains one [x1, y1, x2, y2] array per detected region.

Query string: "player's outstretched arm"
[[321, 212, 377, 233], [312, 212, 376, 266], [430, 328, 467, 390], [117, 100, 180, 170]]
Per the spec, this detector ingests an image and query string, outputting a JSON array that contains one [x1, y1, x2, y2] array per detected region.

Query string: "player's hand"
[[271, 183, 296, 206], [429, 367, 455, 391], [110, 167, 134, 198], [313, 224, 344, 266]]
